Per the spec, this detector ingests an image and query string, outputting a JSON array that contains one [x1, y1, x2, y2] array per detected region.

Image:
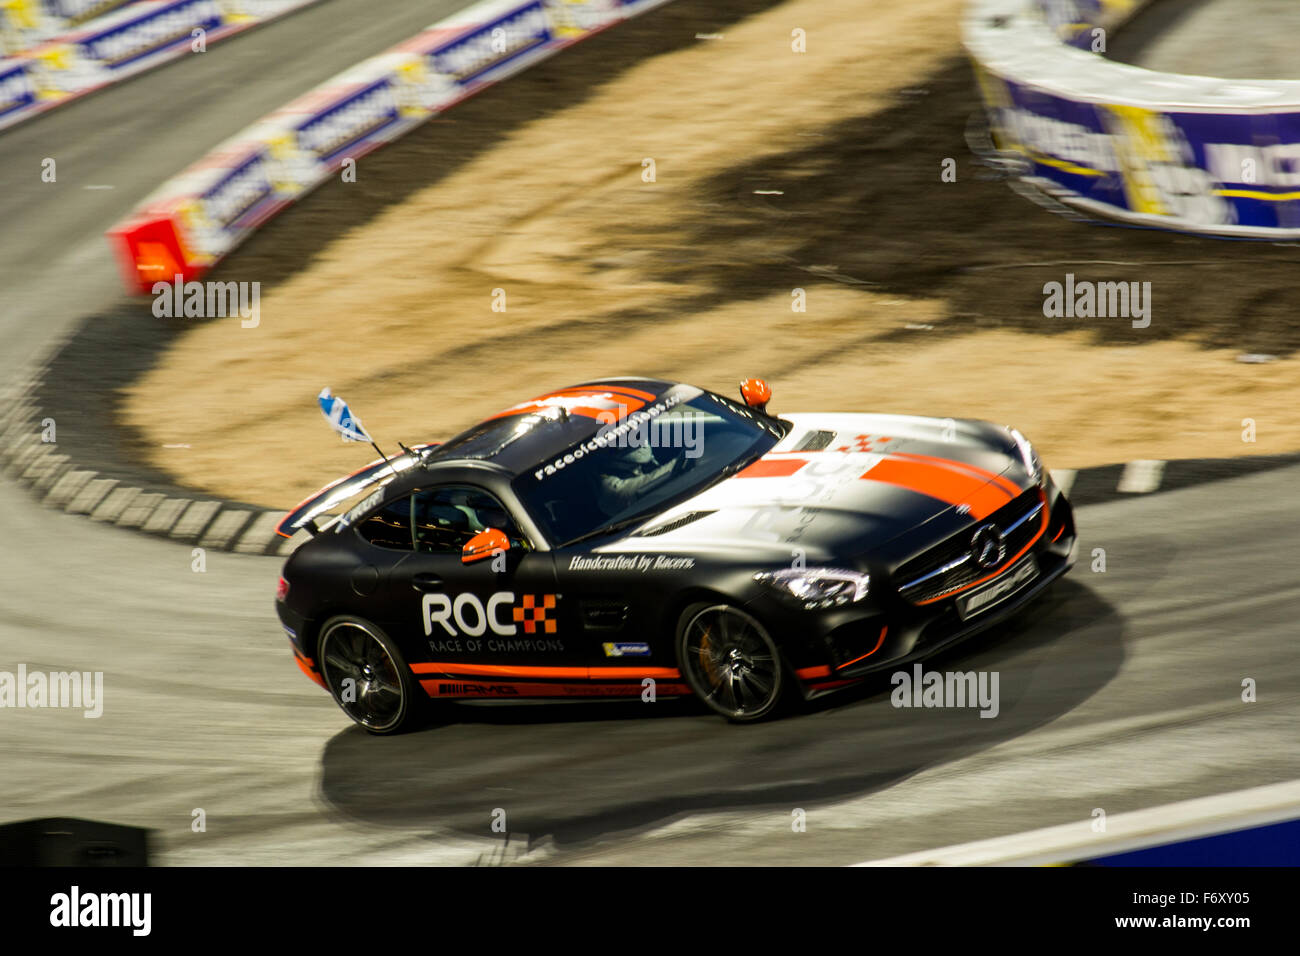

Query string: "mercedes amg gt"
[[274, 377, 1076, 732]]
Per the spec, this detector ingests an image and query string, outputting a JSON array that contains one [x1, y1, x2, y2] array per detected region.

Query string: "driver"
[[596, 442, 679, 515]]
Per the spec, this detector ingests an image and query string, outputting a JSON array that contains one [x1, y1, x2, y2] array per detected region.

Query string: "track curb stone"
[[2, 361, 1297, 556]]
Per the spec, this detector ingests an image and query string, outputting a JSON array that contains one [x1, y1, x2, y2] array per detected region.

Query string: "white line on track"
[[853, 779, 1300, 866]]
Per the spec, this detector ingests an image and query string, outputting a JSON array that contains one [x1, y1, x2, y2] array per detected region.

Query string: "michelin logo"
[[602, 642, 651, 658]]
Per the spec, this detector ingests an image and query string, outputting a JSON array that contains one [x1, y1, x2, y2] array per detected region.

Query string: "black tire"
[[317, 616, 424, 734], [675, 602, 786, 722]]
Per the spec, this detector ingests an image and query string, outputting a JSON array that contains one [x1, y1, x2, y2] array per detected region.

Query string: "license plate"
[[956, 557, 1039, 620]]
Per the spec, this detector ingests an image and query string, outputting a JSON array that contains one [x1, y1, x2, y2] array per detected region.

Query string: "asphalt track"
[[324, 462, 1300, 867], [0, 458, 1296, 865], [0, 0, 1298, 866], [1107, 0, 1300, 80]]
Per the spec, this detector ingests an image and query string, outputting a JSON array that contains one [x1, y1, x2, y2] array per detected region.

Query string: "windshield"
[[513, 387, 787, 546]]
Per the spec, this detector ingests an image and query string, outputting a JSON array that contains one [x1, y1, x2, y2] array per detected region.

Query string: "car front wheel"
[[676, 602, 785, 722]]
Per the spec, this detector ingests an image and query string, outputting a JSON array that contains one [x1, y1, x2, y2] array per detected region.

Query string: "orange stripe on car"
[[411, 662, 680, 680], [484, 385, 658, 422], [806, 679, 860, 692], [795, 665, 831, 680], [294, 653, 327, 689], [888, 451, 1021, 498], [413, 662, 588, 679], [836, 626, 888, 670], [419, 680, 693, 698], [736, 457, 807, 478], [573, 385, 658, 401], [589, 666, 682, 680], [860, 458, 1012, 519]]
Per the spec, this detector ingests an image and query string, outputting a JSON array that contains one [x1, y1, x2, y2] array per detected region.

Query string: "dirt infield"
[[121, 0, 1300, 509]]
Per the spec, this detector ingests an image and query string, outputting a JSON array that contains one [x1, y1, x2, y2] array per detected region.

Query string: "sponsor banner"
[[983, 72, 1300, 234], [425, 2, 552, 87], [47, 0, 139, 23], [546, 0, 622, 37], [0, 58, 35, 118], [0, 1, 57, 59], [0, 0, 325, 133], [1032, 0, 1141, 48], [294, 77, 401, 167], [108, 0, 675, 293], [0, 0, 140, 58], [75, 0, 222, 73], [602, 642, 651, 658], [196, 147, 275, 250], [968, 0, 1300, 238]]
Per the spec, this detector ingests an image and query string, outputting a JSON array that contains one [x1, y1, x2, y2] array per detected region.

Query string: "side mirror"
[[462, 528, 510, 565], [740, 377, 772, 413]]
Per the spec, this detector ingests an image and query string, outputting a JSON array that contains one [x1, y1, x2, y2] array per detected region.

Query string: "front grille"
[[895, 488, 1043, 604]]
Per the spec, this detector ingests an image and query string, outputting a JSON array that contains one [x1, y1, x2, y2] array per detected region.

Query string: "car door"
[[366, 484, 580, 681]]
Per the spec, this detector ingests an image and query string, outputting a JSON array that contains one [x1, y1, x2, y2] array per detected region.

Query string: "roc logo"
[[836, 434, 891, 453], [513, 593, 557, 634], [422, 591, 558, 637]]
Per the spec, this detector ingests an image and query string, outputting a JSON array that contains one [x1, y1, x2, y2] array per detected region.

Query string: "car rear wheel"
[[676, 603, 785, 722], [317, 616, 422, 734]]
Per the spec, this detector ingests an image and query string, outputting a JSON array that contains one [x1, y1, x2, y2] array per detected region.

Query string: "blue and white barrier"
[[966, 0, 1300, 238]]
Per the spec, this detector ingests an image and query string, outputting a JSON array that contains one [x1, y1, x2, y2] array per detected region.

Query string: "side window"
[[355, 496, 414, 550], [354, 486, 528, 554], [411, 486, 528, 555]]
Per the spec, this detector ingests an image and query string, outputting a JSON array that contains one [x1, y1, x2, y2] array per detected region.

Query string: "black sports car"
[[274, 377, 1076, 732]]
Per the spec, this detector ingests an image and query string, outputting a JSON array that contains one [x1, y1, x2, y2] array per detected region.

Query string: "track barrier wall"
[[967, 0, 1300, 238]]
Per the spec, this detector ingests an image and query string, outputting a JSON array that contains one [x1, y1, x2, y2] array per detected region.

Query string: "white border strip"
[[966, 0, 1300, 109], [854, 779, 1300, 866]]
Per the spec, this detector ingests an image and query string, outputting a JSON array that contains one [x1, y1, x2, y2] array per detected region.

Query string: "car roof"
[[398, 377, 682, 488]]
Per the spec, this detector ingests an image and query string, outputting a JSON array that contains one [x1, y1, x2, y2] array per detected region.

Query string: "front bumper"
[[749, 489, 1077, 695], [832, 540, 1073, 682]]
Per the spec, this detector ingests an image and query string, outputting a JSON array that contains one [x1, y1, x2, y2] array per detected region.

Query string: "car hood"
[[603, 412, 1033, 564]]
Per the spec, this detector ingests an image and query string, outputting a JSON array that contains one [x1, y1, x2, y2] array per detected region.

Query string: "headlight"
[[754, 568, 870, 610], [1008, 427, 1043, 485]]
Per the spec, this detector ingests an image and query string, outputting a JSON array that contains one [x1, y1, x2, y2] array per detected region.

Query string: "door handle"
[[411, 573, 444, 592]]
